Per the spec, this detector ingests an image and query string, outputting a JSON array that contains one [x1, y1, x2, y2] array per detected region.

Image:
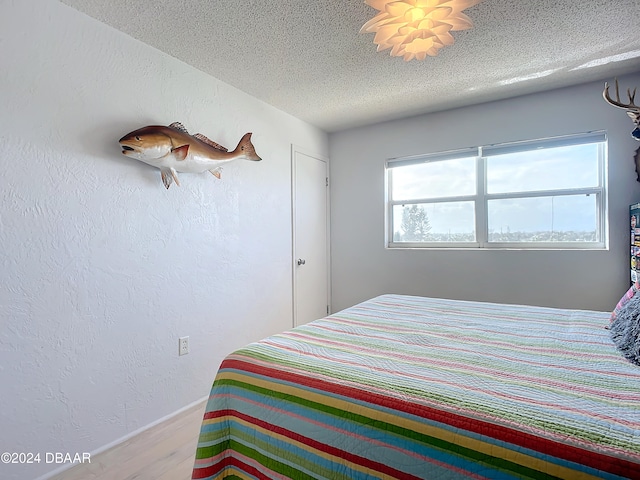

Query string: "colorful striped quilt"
[[192, 294, 640, 479]]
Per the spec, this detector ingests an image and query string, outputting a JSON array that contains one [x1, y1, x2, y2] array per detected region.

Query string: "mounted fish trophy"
[[119, 122, 261, 188], [603, 79, 640, 181]]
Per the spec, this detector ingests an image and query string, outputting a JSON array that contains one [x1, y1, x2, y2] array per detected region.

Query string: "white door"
[[292, 146, 329, 327]]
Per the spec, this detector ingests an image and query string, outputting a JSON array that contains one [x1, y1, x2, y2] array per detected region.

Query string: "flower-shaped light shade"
[[360, 0, 482, 61]]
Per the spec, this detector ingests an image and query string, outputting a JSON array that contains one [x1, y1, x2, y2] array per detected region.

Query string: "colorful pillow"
[[610, 292, 640, 366], [611, 281, 640, 323]]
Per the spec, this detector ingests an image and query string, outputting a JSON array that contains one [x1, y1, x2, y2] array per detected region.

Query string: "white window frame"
[[385, 132, 608, 250]]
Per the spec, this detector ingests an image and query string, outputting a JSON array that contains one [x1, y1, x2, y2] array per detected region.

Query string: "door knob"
[[297, 259, 306, 266]]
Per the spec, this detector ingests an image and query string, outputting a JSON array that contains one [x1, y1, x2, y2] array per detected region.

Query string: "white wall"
[[0, 1, 327, 479], [330, 72, 640, 313]]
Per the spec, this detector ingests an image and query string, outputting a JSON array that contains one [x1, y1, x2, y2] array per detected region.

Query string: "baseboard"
[[35, 395, 209, 480]]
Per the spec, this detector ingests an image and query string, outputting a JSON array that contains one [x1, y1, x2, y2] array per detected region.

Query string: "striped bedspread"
[[192, 294, 640, 479]]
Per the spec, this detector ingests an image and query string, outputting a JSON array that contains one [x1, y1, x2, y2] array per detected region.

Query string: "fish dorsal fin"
[[168, 122, 189, 133], [194, 133, 228, 152]]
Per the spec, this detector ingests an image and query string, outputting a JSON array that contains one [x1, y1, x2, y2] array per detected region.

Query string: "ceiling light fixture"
[[360, 0, 482, 61]]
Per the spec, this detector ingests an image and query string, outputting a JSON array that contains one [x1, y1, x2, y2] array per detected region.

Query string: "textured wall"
[[0, 1, 327, 479], [330, 73, 640, 313]]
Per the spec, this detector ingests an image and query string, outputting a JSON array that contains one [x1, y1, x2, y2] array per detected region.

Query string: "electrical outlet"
[[179, 336, 189, 356]]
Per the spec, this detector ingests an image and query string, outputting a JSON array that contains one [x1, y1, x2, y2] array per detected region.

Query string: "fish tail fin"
[[234, 133, 261, 161]]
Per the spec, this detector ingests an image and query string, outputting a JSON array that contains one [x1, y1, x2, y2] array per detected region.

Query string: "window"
[[386, 132, 607, 249]]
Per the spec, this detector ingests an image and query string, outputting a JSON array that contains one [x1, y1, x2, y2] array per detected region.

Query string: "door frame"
[[291, 144, 331, 327]]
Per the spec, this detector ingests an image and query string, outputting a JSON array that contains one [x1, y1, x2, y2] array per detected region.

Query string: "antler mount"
[[603, 78, 640, 135]]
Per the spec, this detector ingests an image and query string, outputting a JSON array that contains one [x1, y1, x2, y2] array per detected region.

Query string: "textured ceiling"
[[60, 0, 640, 133]]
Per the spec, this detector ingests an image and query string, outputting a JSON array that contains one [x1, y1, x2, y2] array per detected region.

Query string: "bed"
[[192, 294, 640, 479]]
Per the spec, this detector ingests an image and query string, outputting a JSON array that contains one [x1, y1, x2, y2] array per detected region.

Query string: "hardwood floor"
[[49, 400, 206, 480]]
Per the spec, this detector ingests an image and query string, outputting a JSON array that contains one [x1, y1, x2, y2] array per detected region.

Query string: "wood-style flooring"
[[48, 400, 206, 480]]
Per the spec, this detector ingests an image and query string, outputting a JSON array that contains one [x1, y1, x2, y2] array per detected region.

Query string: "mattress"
[[192, 294, 640, 479]]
